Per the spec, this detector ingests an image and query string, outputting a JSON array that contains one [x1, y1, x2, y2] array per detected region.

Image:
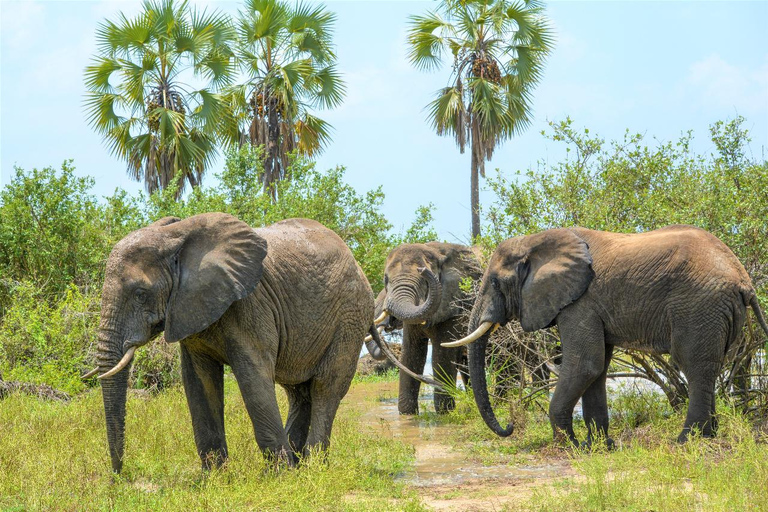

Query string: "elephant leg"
[[581, 344, 615, 449], [431, 320, 465, 413], [282, 382, 312, 457], [550, 308, 607, 447], [673, 326, 725, 443], [303, 329, 360, 457], [458, 349, 470, 389], [430, 343, 459, 413], [398, 324, 428, 415], [227, 347, 292, 466], [180, 344, 227, 470]]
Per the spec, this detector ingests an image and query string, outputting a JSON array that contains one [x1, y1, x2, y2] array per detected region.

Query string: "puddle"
[[342, 381, 570, 488]]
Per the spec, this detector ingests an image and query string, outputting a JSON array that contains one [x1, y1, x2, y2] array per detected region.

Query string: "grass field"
[[1, 374, 766, 511]]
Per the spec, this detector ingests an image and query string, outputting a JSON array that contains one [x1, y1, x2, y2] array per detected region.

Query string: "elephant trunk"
[[365, 331, 385, 360], [468, 317, 513, 437], [96, 328, 132, 473], [384, 267, 441, 324]]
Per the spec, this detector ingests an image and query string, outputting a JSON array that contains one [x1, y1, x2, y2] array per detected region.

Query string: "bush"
[[0, 282, 99, 395]]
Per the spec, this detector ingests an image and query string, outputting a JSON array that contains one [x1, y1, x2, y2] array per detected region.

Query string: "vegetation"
[[227, 0, 345, 199], [407, 0, 554, 238], [84, 0, 236, 198]]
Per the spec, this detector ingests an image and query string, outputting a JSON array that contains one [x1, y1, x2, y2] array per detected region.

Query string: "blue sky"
[[1, 0, 767, 243]]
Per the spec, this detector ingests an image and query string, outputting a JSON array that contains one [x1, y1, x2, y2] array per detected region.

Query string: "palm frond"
[[294, 113, 332, 157], [406, 12, 453, 71], [305, 65, 345, 109], [427, 86, 468, 152]]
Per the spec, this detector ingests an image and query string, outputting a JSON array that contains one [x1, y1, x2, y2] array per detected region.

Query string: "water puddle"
[[342, 381, 570, 488]]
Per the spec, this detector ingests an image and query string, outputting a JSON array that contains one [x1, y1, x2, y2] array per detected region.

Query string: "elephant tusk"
[[81, 367, 100, 380], [97, 347, 137, 380], [441, 322, 497, 348], [374, 311, 389, 325], [364, 325, 386, 343]]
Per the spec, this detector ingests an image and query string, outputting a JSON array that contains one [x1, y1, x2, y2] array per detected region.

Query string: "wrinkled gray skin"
[[378, 242, 482, 414], [467, 225, 768, 447], [96, 214, 373, 473]]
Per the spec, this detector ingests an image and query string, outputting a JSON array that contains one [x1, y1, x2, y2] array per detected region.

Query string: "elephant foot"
[[552, 426, 579, 448], [200, 449, 228, 471], [580, 437, 615, 451], [434, 395, 456, 414], [262, 446, 297, 472], [398, 398, 419, 415], [677, 425, 715, 444]]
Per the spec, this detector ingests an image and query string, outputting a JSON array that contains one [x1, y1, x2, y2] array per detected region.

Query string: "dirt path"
[[341, 381, 575, 511]]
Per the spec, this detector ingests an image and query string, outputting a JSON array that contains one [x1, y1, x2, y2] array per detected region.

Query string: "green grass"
[[0, 377, 425, 511], [351, 368, 399, 385], [3, 370, 767, 511]]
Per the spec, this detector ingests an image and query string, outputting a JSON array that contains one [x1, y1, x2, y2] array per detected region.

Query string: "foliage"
[[482, 116, 768, 411], [407, 0, 554, 237], [225, 0, 345, 198], [0, 283, 99, 395], [0, 162, 139, 306], [84, 0, 236, 197]]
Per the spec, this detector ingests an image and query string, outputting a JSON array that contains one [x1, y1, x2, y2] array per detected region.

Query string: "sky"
[[1, 0, 767, 244]]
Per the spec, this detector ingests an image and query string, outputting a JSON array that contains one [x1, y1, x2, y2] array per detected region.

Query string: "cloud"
[[686, 53, 768, 115]]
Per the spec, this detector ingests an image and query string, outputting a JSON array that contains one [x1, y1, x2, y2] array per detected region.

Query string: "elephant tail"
[[368, 325, 446, 392], [749, 294, 768, 339]]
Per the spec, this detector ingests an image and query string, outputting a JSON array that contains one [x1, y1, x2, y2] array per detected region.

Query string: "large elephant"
[[87, 213, 377, 473], [376, 242, 483, 414], [448, 225, 768, 446]]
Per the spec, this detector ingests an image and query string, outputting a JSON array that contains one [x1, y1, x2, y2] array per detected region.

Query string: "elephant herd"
[[86, 213, 768, 473]]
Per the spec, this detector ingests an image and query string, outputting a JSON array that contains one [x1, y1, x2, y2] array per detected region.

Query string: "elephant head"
[[379, 242, 481, 328], [451, 229, 593, 436], [92, 213, 267, 472]]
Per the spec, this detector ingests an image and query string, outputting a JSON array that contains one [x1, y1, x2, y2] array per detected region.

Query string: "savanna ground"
[[1, 369, 766, 511]]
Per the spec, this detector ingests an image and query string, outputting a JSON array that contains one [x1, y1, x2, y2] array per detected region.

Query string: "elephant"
[[375, 242, 483, 415], [447, 225, 768, 447], [87, 213, 381, 473]]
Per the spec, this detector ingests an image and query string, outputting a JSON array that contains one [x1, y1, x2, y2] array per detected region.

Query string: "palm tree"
[[84, 0, 235, 198], [407, 0, 554, 238], [227, 0, 345, 200]]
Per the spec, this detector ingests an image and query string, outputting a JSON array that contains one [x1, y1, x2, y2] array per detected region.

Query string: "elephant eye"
[[134, 288, 148, 304], [383, 275, 388, 287], [491, 277, 501, 291]]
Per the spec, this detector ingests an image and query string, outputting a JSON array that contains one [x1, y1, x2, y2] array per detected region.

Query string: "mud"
[[341, 381, 575, 510]]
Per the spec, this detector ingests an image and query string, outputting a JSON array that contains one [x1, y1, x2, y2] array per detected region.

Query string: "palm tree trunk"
[[265, 96, 280, 202], [470, 125, 481, 239]]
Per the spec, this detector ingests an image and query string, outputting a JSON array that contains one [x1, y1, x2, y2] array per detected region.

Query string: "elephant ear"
[[428, 243, 484, 319], [161, 213, 268, 343], [519, 229, 594, 332]]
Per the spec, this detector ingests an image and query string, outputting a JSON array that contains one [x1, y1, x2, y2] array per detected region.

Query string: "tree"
[[227, 0, 345, 200], [407, 0, 554, 238], [84, 0, 236, 198]]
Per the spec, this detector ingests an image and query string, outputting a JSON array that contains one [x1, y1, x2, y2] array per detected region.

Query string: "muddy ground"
[[340, 380, 575, 511]]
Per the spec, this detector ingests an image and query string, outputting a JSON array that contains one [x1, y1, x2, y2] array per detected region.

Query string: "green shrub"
[[0, 282, 99, 394]]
